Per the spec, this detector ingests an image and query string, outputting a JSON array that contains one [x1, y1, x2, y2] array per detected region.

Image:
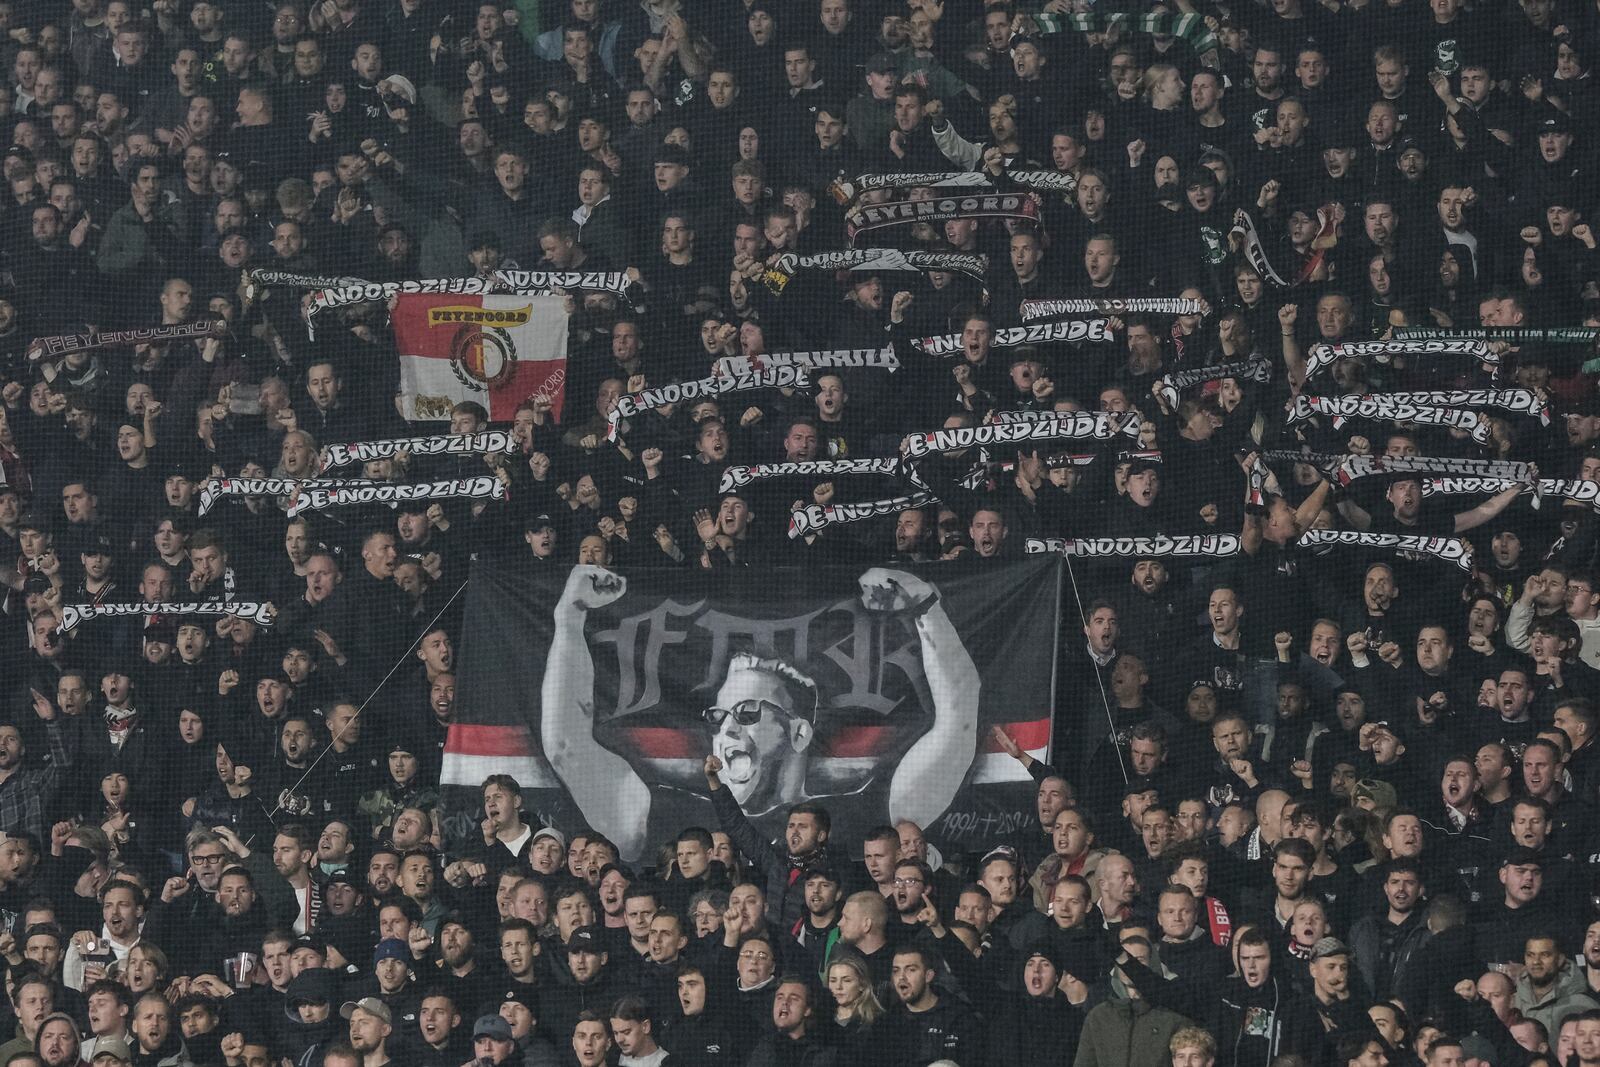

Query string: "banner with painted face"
[[441, 560, 1062, 861]]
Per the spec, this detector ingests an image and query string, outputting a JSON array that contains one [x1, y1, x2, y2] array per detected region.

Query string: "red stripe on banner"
[[445, 722, 537, 758], [822, 725, 889, 757], [623, 727, 702, 759], [984, 720, 1050, 752]]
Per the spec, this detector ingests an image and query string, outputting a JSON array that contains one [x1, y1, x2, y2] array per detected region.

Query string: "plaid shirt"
[[0, 721, 69, 840]]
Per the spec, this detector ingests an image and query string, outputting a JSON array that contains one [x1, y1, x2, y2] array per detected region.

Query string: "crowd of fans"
[[6, 0, 1600, 1065]]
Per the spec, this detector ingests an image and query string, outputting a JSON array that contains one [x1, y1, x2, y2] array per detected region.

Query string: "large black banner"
[[443, 560, 1062, 862]]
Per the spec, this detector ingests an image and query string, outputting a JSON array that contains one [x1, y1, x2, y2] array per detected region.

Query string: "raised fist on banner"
[[858, 568, 936, 613], [556, 564, 626, 614]]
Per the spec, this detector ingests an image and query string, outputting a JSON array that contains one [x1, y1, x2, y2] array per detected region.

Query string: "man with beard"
[[790, 867, 841, 976], [885, 945, 978, 1065], [316, 870, 375, 979], [1349, 860, 1432, 1001], [341, 996, 394, 1067]]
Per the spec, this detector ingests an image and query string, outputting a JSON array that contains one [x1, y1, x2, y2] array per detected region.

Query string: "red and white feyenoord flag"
[[391, 293, 569, 421]]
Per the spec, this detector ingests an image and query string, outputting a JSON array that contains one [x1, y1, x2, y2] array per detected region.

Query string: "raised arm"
[[862, 569, 981, 827], [541, 565, 652, 860], [1454, 476, 1532, 534]]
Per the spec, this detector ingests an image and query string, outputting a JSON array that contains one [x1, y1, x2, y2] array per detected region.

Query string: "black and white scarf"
[[713, 347, 900, 376], [58, 600, 276, 634], [199, 476, 366, 516], [1025, 534, 1243, 557], [1393, 327, 1599, 344], [1156, 359, 1272, 408], [608, 366, 809, 439], [320, 430, 520, 469], [763, 249, 989, 293], [1335, 454, 1533, 486], [1296, 528, 1474, 570], [720, 459, 901, 495], [1305, 337, 1495, 377], [845, 192, 1039, 243], [1292, 389, 1548, 423], [788, 492, 933, 538], [304, 271, 639, 324], [912, 318, 1112, 356], [285, 475, 505, 518], [27, 320, 226, 362], [1421, 477, 1600, 510], [900, 412, 1141, 458], [1021, 297, 1206, 322]]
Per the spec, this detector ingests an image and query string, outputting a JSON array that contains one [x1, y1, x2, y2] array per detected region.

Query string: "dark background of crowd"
[[5, 0, 1600, 1065]]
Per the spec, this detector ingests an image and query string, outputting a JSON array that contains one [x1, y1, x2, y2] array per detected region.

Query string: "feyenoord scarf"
[[285, 476, 505, 518], [844, 192, 1039, 244], [1335, 454, 1533, 487], [900, 412, 1141, 459], [719, 459, 901, 495], [762, 249, 989, 294], [1032, 9, 1218, 52], [1297, 528, 1474, 570], [320, 429, 520, 470], [199, 476, 368, 516], [1021, 297, 1206, 322], [1305, 338, 1495, 377], [788, 492, 933, 538], [57, 600, 276, 634], [1290, 398, 1489, 441], [1157, 359, 1272, 409], [608, 366, 809, 440], [912, 318, 1112, 356], [714, 347, 900, 376], [241, 269, 366, 302], [832, 168, 1078, 204], [1394, 327, 1599, 344], [1260, 449, 1348, 471], [1025, 533, 1243, 556], [27, 320, 226, 362], [1292, 389, 1549, 424]]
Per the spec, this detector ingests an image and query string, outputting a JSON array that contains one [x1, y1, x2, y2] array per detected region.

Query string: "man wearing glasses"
[[542, 565, 981, 874]]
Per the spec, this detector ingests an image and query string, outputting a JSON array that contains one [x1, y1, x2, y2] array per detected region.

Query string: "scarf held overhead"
[[608, 366, 810, 439], [285, 476, 505, 517], [845, 192, 1039, 243], [719, 459, 902, 495], [1296, 528, 1474, 570], [762, 249, 989, 294], [320, 429, 521, 469], [27, 320, 227, 362], [900, 412, 1141, 458], [58, 600, 276, 634], [1021, 297, 1207, 322], [913, 317, 1112, 355], [1304, 337, 1495, 377], [1025, 534, 1243, 556]]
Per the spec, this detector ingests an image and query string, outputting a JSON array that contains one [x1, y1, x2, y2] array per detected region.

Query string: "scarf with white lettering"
[[27, 320, 226, 362], [899, 412, 1141, 459], [1156, 359, 1272, 409], [58, 600, 276, 634], [832, 168, 1079, 205], [845, 192, 1039, 244], [1296, 528, 1475, 570], [788, 492, 933, 538], [1421, 477, 1600, 510], [1291, 389, 1549, 424], [1335, 454, 1533, 487], [1394, 327, 1599, 344], [285, 476, 505, 517], [1304, 337, 1495, 377], [198, 477, 367, 516], [912, 318, 1112, 356], [1025, 534, 1244, 557], [762, 250, 989, 294], [1022, 297, 1206, 322], [719, 459, 902, 495], [608, 366, 810, 441], [713, 347, 900, 377], [304, 271, 639, 329], [320, 429, 520, 469]]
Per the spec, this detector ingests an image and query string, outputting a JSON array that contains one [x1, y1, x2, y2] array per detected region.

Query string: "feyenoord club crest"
[[436, 303, 533, 391]]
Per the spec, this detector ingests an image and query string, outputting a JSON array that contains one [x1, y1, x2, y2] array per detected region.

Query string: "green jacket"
[[1073, 996, 1189, 1067]]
